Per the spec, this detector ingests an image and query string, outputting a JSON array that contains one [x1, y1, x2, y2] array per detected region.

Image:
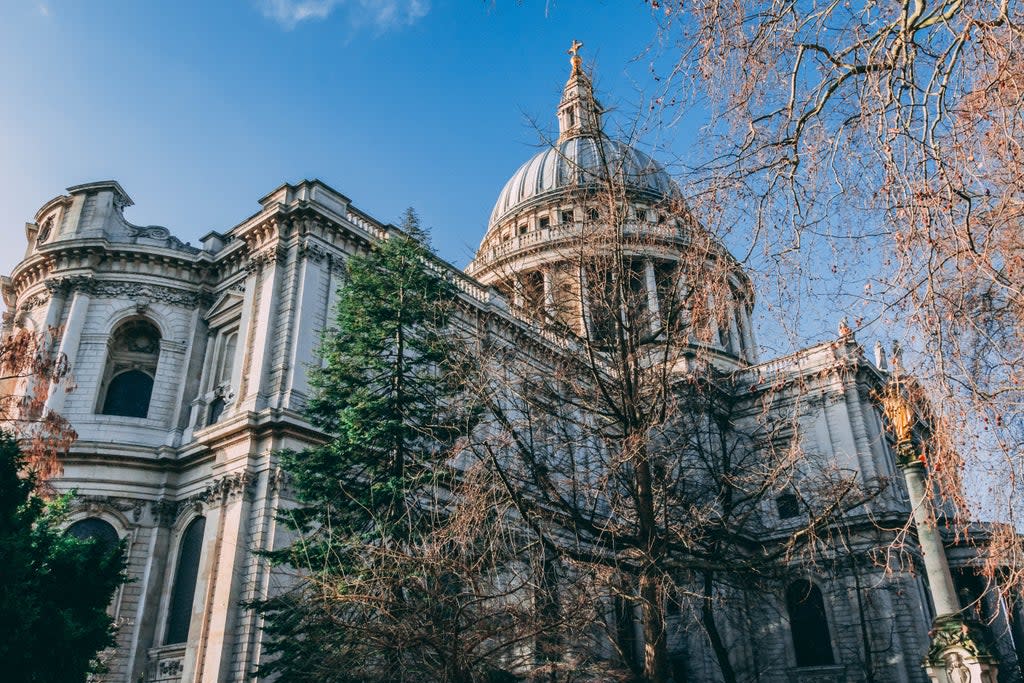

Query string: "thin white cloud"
[[259, 0, 429, 31], [36, 2, 51, 17]]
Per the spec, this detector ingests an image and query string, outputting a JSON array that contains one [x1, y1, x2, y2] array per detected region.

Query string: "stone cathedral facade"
[[3, 54, 1023, 683]]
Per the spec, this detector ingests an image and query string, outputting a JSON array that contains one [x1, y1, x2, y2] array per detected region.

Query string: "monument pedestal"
[[923, 615, 998, 683]]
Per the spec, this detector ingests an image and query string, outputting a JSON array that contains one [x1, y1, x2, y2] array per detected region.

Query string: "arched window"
[[98, 319, 161, 418], [67, 518, 120, 554], [786, 580, 835, 667], [165, 517, 206, 645], [102, 370, 154, 417]]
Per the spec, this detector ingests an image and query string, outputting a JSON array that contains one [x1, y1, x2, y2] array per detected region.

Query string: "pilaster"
[[237, 244, 285, 412], [46, 287, 91, 414]]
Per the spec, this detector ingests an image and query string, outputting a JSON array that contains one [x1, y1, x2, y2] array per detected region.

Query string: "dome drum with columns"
[[467, 47, 757, 365]]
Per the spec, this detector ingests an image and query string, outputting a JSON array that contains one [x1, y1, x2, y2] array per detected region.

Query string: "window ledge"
[[91, 414, 161, 426], [788, 665, 846, 683]]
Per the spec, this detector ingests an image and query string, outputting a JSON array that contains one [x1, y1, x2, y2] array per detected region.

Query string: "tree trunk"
[[633, 439, 668, 683], [640, 571, 668, 682], [701, 571, 738, 683]]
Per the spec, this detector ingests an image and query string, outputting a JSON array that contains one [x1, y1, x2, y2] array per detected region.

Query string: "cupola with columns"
[[556, 39, 602, 141], [467, 43, 758, 365]]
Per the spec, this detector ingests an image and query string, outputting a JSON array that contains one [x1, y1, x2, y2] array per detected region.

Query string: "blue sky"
[[0, 1, 694, 278]]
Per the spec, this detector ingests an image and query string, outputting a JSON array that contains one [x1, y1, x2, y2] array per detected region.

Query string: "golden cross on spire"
[[568, 39, 584, 75]]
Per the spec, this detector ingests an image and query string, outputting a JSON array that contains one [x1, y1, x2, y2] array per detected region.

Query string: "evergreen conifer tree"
[[256, 210, 503, 682]]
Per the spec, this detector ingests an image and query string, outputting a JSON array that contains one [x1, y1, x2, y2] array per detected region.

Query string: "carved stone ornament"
[[57, 276, 207, 308], [44, 279, 71, 296], [926, 616, 994, 665], [72, 494, 146, 523], [150, 499, 180, 527], [149, 472, 257, 527], [19, 292, 51, 311], [331, 255, 347, 276], [268, 466, 293, 493], [200, 471, 256, 504], [299, 239, 328, 262], [244, 245, 287, 273], [112, 191, 130, 213], [36, 217, 53, 245], [158, 658, 183, 676]]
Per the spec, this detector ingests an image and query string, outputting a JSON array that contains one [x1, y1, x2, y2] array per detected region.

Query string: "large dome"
[[489, 137, 677, 226], [466, 46, 757, 366]]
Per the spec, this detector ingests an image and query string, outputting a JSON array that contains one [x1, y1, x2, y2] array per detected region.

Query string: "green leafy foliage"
[[0, 432, 126, 683]]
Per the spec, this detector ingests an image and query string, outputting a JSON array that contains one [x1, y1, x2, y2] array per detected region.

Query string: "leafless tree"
[[0, 326, 76, 482], [261, 460, 602, 683], [464, 154, 885, 681], [637, 0, 1024, 590]]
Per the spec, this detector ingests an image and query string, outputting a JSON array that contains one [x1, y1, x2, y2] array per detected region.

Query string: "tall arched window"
[[214, 331, 237, 387], [165, 517, 206, 645], [206, 329, 237, 425], [786, 580, 836, 667], [67, 518, 120, 554], [98, 319, 161, 418]]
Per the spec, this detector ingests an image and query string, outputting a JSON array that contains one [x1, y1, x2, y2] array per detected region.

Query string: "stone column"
[[707, 293, 722, 348], [903, 451, 998, 682], [741, 306, 757, 362], [899, 452, 960, 617], [512, 275, 525, 311], [644, 259, 660, 335], [154, 338, 189, 444], [41, 282, 67, 333], [676, 280, 694, 344], [578, 267, 590, 336], [282, 242, 326, 409], [198, 478, 253, 683], [882, 377, 998, 683], [38, 282, 68, 405], [542, 268, 554, 321], [726, 301, 741, 355]]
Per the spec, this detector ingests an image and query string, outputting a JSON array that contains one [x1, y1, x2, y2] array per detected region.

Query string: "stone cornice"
[[737, 338, 877, 392], [8, 241, 218, 302]]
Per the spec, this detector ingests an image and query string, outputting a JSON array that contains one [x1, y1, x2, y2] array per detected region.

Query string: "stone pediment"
[[203, 290, 243, 326]]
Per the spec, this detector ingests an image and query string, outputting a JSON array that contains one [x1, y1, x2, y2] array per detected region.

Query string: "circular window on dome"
[[36, 217, 53, 245]]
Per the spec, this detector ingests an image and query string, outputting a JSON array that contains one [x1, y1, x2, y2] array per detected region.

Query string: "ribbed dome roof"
[[489, 136, 676, 226]]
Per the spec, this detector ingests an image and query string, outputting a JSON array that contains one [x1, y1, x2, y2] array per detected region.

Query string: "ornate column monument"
[[877, 362, 997, 683]]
